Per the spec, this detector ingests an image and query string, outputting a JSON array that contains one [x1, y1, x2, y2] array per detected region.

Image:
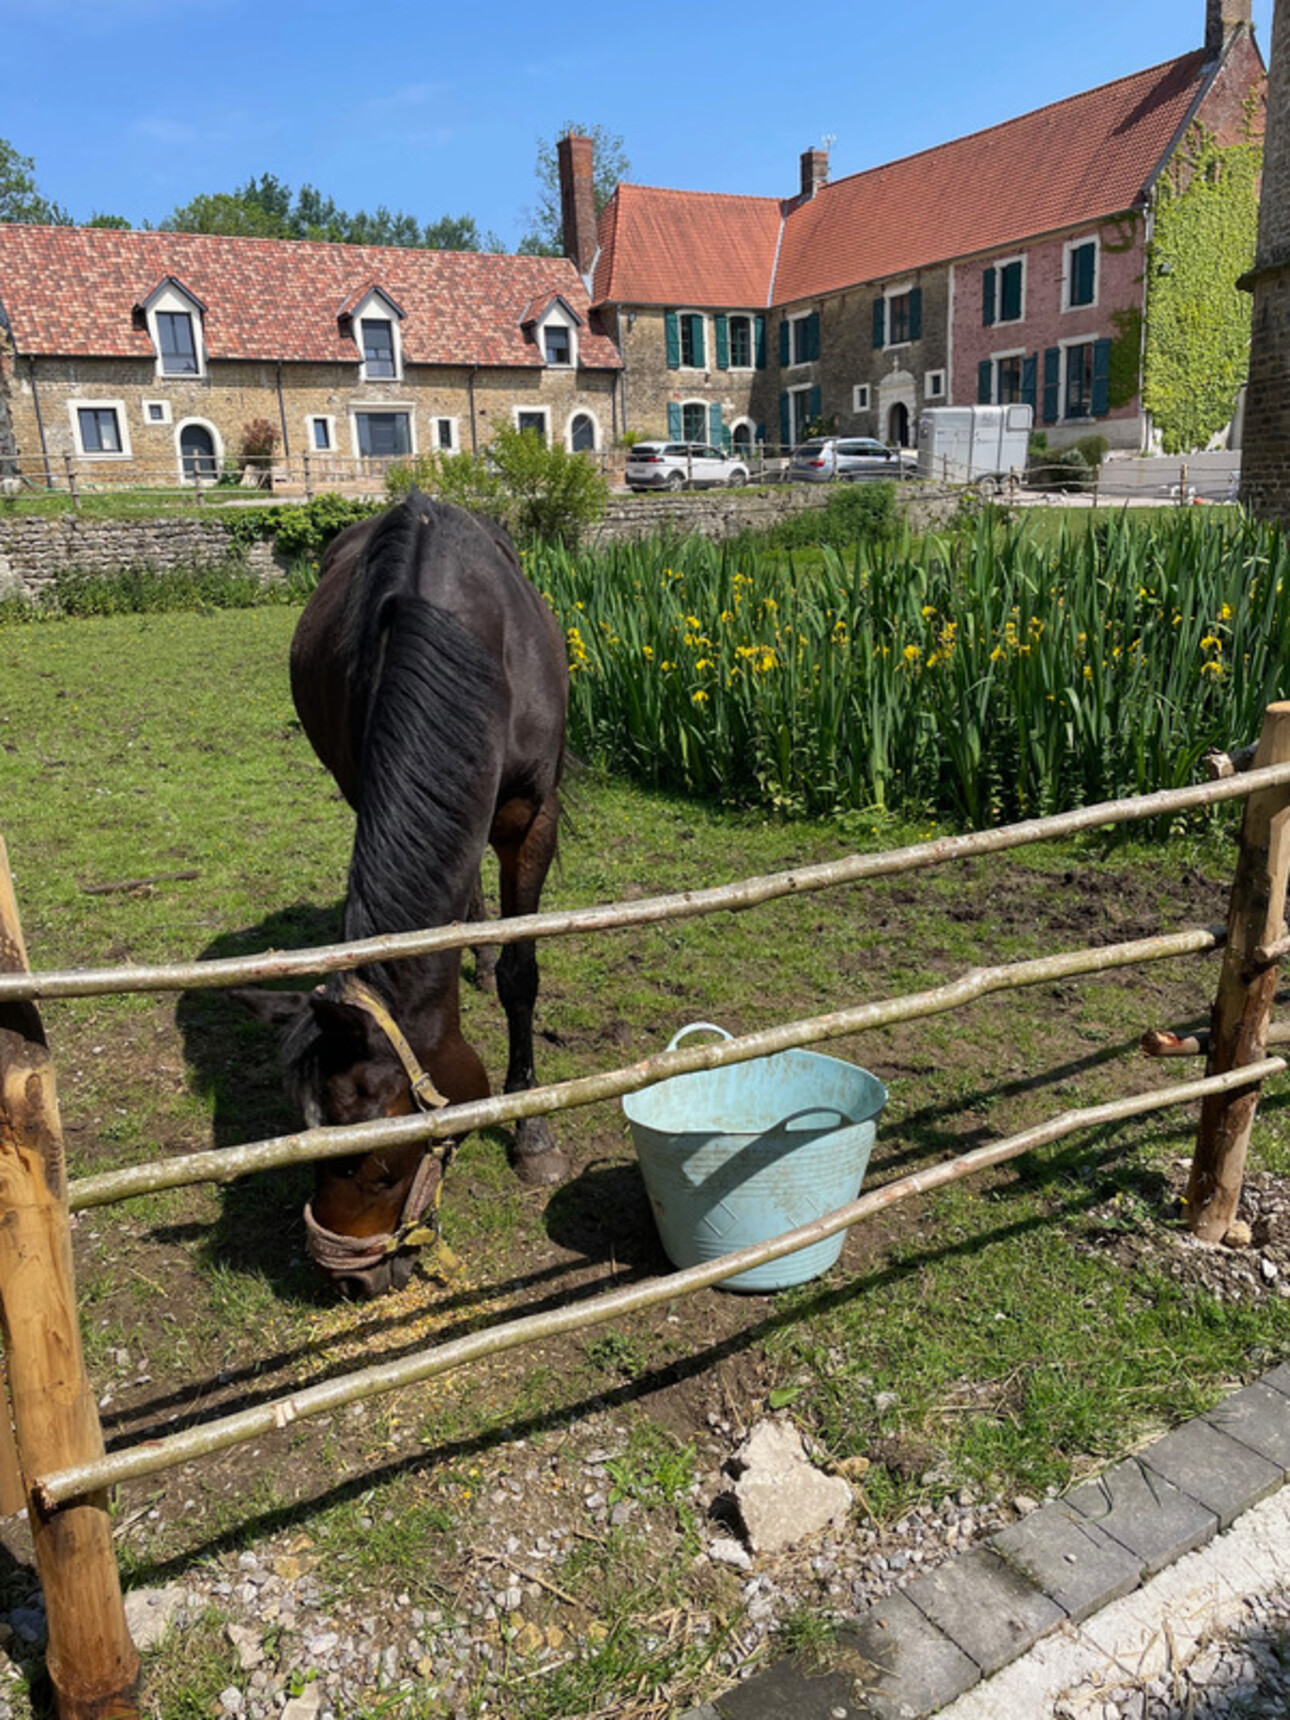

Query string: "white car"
[[626, 442, 751, 491]]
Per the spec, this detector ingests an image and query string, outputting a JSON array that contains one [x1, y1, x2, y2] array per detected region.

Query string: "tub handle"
[[784, 1108, 850, 1133], [665, 1022, 733, 1052]]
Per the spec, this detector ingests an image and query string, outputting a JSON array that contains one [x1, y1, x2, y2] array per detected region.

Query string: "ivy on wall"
[[1143, 121, 1261, 454]]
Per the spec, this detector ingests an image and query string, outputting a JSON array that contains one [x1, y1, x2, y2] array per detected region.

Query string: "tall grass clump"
[[532, 509, 1290, 826]]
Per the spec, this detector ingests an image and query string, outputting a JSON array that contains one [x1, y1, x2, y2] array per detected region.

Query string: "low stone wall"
[[0, 515, 278, 600]]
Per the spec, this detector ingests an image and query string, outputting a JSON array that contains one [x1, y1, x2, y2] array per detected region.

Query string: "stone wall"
[[0, 515, 278, 600]]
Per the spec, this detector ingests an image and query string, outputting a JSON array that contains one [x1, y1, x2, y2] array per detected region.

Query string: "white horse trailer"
[[918, 404, 1033, 493]]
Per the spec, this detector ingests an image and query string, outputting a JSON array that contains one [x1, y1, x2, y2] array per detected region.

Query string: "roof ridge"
[[616, 181, 784, 208]]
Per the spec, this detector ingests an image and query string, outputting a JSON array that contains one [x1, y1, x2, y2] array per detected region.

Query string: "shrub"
[[388, 427, 607, 548], [222, 493, 380, 561], [760, 481, 899, 550], [1028, 446, 1093, 493]]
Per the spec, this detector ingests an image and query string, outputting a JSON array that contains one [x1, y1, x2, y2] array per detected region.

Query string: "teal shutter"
[[983, 267, 996, 327], [708, 401, 724, 444], [1000, 261, 1022, 322], [690, 315, 706, 370], [977, 360, 993, 404], [872, 298, 885, 348], [805, 311, 820, 361], [1042, 347, 1060, 423], [1022, 352, 1038, 411], [808, 384, 821, 424], [909, 287, 922, 341], [779, 319, 790, 365], [754, 314, 767, 368], [665, 311, 680, 370], [714, 314, 730, 370], [779, 392, 790, 447], [1074, 242, 1095, 306], [1091, 338, 1111, 416], [667, 401, 683, 438]]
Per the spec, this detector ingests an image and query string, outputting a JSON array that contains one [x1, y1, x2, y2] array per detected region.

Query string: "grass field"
[[1, 601, 1288, 1717]]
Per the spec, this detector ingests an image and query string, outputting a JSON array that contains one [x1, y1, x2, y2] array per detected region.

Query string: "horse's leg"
[[467, 868, 498, 994], [493, 790, 566, 1186]]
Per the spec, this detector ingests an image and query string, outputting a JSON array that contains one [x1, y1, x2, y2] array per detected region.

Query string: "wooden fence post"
[[0, 840, 139, 1719], [1187, 701, 1290, 1241]]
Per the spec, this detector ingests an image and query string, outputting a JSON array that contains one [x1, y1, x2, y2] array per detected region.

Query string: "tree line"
[[0, 126, 628, 256]]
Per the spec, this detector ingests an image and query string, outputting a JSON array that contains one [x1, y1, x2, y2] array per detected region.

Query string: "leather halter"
[[302, 974, 457, 1277]]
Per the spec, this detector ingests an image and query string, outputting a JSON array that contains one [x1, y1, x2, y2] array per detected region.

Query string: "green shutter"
[[708, 401, 724, 444], [665, 311, 680, 370], [779, 392, 790, 448], [978, 360, 993, 404], [779, 319, 790, 365], [806, 311, 820, 362], [808, 384, 821, 424], [1074, 242, 1095, 306], [1042, 347, 1060, 424], [982, 267, 996, 327], [690, 315, 705, 370], [754, 315, 767, 369], [667, 401, 683, 438], [1091, 338, 1112, 416], [909, 287, 922, 342], [872, 298, 885, 348], [714, 314, 730, 370], [1022, 353, 1038, 411], [1000, 261, 1022, 322]]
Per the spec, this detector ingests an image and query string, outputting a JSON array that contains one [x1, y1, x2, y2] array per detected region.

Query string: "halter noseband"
[[302, 974, 458, 1279]]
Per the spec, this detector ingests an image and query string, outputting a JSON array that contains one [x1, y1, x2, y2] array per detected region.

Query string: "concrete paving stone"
[[1138, 1417, 1284, 1529], [712, 1656, 855, 1720], [1261, 1362, 1290, 1400], [839, 1589, 980, 1717], [1064, 1456, 1219, 1575], [990, 1502, 1142, 1622], [902, 1545, 1064, 1676], [1204, 1381, 1290, 1471]]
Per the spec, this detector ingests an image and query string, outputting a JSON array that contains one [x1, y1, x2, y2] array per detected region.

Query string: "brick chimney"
[[800, 147, 829, 200], [1207, 0, 1252, 55], [558, 133, 597, 278]]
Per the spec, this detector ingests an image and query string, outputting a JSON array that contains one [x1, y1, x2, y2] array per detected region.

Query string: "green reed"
[[531, 509, 1290, 826]]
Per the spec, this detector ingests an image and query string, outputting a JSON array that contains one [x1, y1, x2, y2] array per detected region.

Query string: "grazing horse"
[[236, 492, 568, 1297]]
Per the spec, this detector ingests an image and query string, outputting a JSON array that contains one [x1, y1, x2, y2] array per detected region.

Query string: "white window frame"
[[564, 409, 600, 453], [174, 417, 224, 484], [142, 398, 171, 426], [538, 306, 579, 369], [349, 289, 404, 383], [677, 310, 707, 371], [679, 398, 710, 444], [852, 383, 871, 413], [143, 282, 207, 381], [349, 404, 417, 459], [882, 282, 916, 350], [1063, 236, 1100, 312], [432, 416, 460, 453], [990, 348, 1027, 406], [306, 415, 336, 453], [69, 399, 131, 459], [787, 310, 815, 368], [1059, 337, 1097, 422], [990, 255, 1027, 325], [512, 406, 551, 443], [726, 314, 756, 371], [924, 369, 946, 402], [787, 384, 814, 444]]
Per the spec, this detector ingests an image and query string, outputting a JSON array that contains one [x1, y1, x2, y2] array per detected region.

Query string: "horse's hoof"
[[512, 1118, 567, 1186]]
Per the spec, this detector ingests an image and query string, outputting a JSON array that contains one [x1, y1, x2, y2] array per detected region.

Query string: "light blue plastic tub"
[[623, 1024, 888, 1292]]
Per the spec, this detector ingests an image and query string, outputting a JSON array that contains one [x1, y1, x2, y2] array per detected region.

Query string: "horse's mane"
[[338, 493, 507, 946]]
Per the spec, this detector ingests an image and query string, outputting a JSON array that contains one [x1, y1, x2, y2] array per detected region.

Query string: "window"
[[997, 355, 1024, 405], [1065, 342, 1095, 418], [681, 401, 707, 442], [888, 293, 912, 345], [157, 311, 199, 375], [680, 313, 705, 368], [790, 312, 820, 365], [515, 409, 548, 442], [1065, 238, 1098, 310], [308, 416, 333, 452], [361, 318, 397, 379], [852, 384, 870, 413], [983, 258, 1025, 326], [71, 401, 129, 457], [728, 316, 753, 369], [731, 420, 753, 454], [568, 412, 596, 453], [980, 352, 1036, 408], [789, 386, 814, 443], [872, 287, 921, 349], [143, 399, 170, 425], [544, 325, 572, 366], [355, 411, 412, 458], [435, 418, 457, 452], [924, 370, 946, 401]]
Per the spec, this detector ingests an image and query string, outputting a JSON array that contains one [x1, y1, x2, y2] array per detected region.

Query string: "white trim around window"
[[729, 416, 756, 454], [351, 289, 405, 383], [726, 314, 757, 370], [306, 415, 337, 454], [512, 406, 550, 442], [564, 409, 599, 453], [431, 415, 460, 453], [144, 281, 207, 380], [882, 281, 916, 349], [349, 404, 417, 460], [924, 369, 946, 402], [69, 399, 131, 459], [142, 398, 172, 426], [852, 383, 871, 413], [990, 255, 1027, 325], [989, 348, 1027, 405], [174, 417, 224, 483], [1063, 235, 1100, 312]]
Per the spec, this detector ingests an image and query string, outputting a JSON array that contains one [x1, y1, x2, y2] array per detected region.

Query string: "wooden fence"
[[3, 706, 1290, 1717]]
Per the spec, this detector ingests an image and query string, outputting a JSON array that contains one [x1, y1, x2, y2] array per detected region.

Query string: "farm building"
[[0, 231, 622, 487], [577, 0, 1265, 455]]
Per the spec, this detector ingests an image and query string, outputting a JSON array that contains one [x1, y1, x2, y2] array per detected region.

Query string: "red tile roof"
[[593, 49, 1219, 310], [0, 228, 621, 369], [593, 182, 784, 309]]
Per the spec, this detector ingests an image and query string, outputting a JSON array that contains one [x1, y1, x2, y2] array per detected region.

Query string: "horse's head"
[[232, 981, 460, 1298]]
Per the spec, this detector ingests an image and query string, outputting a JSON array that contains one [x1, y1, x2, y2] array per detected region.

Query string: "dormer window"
[[340, 284, 406, 382], [361, 317, 397, 379], [523, 294, 581, 371], [544, 324, 572, 366], [157, 311, 199, 375], [138, 277, 207, 381]]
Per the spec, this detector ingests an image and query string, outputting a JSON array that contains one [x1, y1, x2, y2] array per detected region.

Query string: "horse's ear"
[[229, 987, 311, 1027], [308, 992, 377, 1045]]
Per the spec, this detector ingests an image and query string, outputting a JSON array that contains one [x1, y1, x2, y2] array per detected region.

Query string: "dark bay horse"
[[236, 492, 568, 1297]]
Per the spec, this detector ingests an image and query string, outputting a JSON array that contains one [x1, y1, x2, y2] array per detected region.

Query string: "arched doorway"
[[887, 401, 910, 447], [569, 413, 596, 453], [731, 421, 753, 455], [179, 422, 218, 481]]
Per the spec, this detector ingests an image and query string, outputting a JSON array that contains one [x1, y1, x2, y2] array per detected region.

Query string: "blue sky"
[[1, 0, 1274, 248]]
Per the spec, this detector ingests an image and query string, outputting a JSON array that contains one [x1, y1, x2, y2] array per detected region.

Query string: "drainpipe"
[[468, 366, 479, 453], [275, 360, 290, 460], [25, 357, 52, 489]]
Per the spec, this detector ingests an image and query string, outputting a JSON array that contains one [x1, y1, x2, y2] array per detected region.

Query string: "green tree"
[[517, 122, 629, 256], [159, 173, 496, 251], [85, 213, 132, 230], [0, 137, 70, 225]]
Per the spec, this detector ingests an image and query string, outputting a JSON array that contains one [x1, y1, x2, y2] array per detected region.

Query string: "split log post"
[[0, 841, 139, 1719], [1188, 702, 1290, 1241]]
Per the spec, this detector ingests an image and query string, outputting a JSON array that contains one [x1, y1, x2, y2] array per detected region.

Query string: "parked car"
[[625, 442, 751, 491], [788, 436, 915, 482]]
